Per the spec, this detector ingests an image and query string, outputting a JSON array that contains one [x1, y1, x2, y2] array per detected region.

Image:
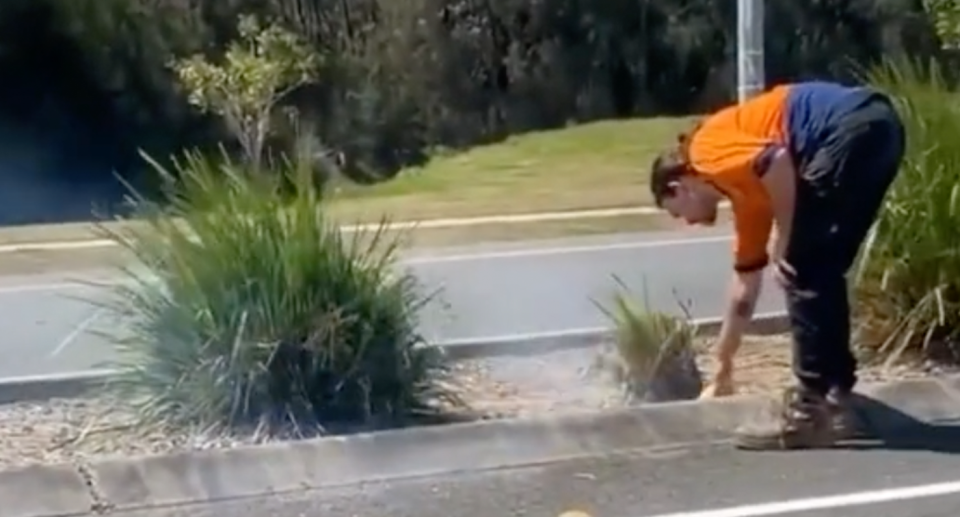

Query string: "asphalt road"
[[119, 431, 960, 517], [0, 228, 785, 379]]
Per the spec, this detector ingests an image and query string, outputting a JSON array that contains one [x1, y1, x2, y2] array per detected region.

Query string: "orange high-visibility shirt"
[[688, 81, 879, 272], [688, 86, 788, 272]]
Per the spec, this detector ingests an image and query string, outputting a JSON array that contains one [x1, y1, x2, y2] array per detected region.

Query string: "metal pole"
[[737, 0, 765, 103]]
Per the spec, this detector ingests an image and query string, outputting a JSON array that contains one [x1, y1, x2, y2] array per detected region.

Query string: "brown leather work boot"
[[734, 386, 837, 450], [828, 389, 865, 440]]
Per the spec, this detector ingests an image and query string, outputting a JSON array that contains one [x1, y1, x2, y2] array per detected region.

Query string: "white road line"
[[0, 239, 117, 253], [401, 235, 730, 264], [0, 235, 732, 294], [379, 206, 662, 228], [0, 208, 659, 254], [0, 368, 117, 385], [48, 308, 104, 357], [438, 325, 607, 345], [0, 282, 90, 294], [645, 480, 960, 517], [0, 203, 734, 255], [0, 278, 120, 294]]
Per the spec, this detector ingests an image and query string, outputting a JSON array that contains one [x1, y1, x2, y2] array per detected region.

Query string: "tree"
[[171, 15, 319, 167]]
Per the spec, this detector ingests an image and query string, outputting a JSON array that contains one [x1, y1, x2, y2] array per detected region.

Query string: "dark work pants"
[[782, 94, 906, 396]]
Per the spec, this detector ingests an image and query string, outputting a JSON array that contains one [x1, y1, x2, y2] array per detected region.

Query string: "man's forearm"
[[715, 272, 763, 367]]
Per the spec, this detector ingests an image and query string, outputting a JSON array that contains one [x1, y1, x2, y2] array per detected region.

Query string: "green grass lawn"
[[0, 116, 693, 247], [330, 116, 694, 221]]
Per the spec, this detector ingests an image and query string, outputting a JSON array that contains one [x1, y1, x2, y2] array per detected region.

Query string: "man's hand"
[[773, 258, 797, 289], [762, 149, 797, 291], [704, 269, 763, 398], [768, 225, 797, 289], [700, 364, 735, 399]]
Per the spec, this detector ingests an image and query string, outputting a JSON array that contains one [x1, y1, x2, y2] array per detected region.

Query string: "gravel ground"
[[0, 398, 262, 470], [449, 334, 945, 419], [0, 334, 948, 470]]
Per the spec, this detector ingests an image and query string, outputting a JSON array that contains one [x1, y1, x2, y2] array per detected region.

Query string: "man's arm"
[[714, 269, 763, 374], [689, 127, 780, 385], [712, 149, 795, 373], [712, 176, 774, 375], [762, 148, 798, 264]]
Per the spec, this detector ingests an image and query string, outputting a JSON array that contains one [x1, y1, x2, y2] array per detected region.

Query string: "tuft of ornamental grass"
[[94, 149, 462, 438], [592, 278, 702, 402], [855, 57, 960, 366]]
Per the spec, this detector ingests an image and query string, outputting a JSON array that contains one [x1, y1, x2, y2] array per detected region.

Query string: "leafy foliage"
[[855, 57, 960, 366], [171, 15, 320, 166], [95, 150, 460, 436], [925, 0, 960, 48], [0, 0, 936, 181], [48, 0, 212, 163], [592, 279, 702, 403]]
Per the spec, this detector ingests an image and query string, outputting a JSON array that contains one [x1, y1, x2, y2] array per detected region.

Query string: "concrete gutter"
[[4, 372, 960, 517], [0, 311, 790, 405]]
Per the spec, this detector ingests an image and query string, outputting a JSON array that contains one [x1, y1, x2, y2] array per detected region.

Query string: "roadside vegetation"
[[96, 17, 464, 436], [850, 1, 960, 366], [99, 150, 463, 435], [854, 57, 960, 366], [85, 2, 960, 439], [592, 279, 702, 402]]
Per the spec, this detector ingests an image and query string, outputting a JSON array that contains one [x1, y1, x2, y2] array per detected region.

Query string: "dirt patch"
[[690, 334, 938, 395], [450, 334, 941, 419], [449, 349, 625, 419], [0, 333, 940, 470], [0, 397, 256, 470]]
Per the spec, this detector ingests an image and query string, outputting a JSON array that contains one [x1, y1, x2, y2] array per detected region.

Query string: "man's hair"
[[649, 123, 700, 206]]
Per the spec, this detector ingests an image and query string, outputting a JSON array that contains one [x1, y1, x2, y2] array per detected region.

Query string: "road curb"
[[0, 370, 117, 405], [0, 312, 790, 404], [5, 372, 960, 516], [84, 395, 775, 512], [438, 310, 790, 360], [0, 464, 93, 517]]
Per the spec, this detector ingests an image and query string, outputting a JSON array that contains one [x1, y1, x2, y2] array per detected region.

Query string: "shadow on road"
[[842, 393, 960, 454]]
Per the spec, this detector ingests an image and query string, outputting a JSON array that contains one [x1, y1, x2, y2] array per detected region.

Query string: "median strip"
[[1, 311, 959, 516]]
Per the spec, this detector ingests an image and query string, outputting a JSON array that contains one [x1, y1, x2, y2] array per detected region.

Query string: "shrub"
[[95, 150, 461, 436], [855, 57, 960, 365], [592, 279, 702, 402], [170, 14, 320, 168]]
